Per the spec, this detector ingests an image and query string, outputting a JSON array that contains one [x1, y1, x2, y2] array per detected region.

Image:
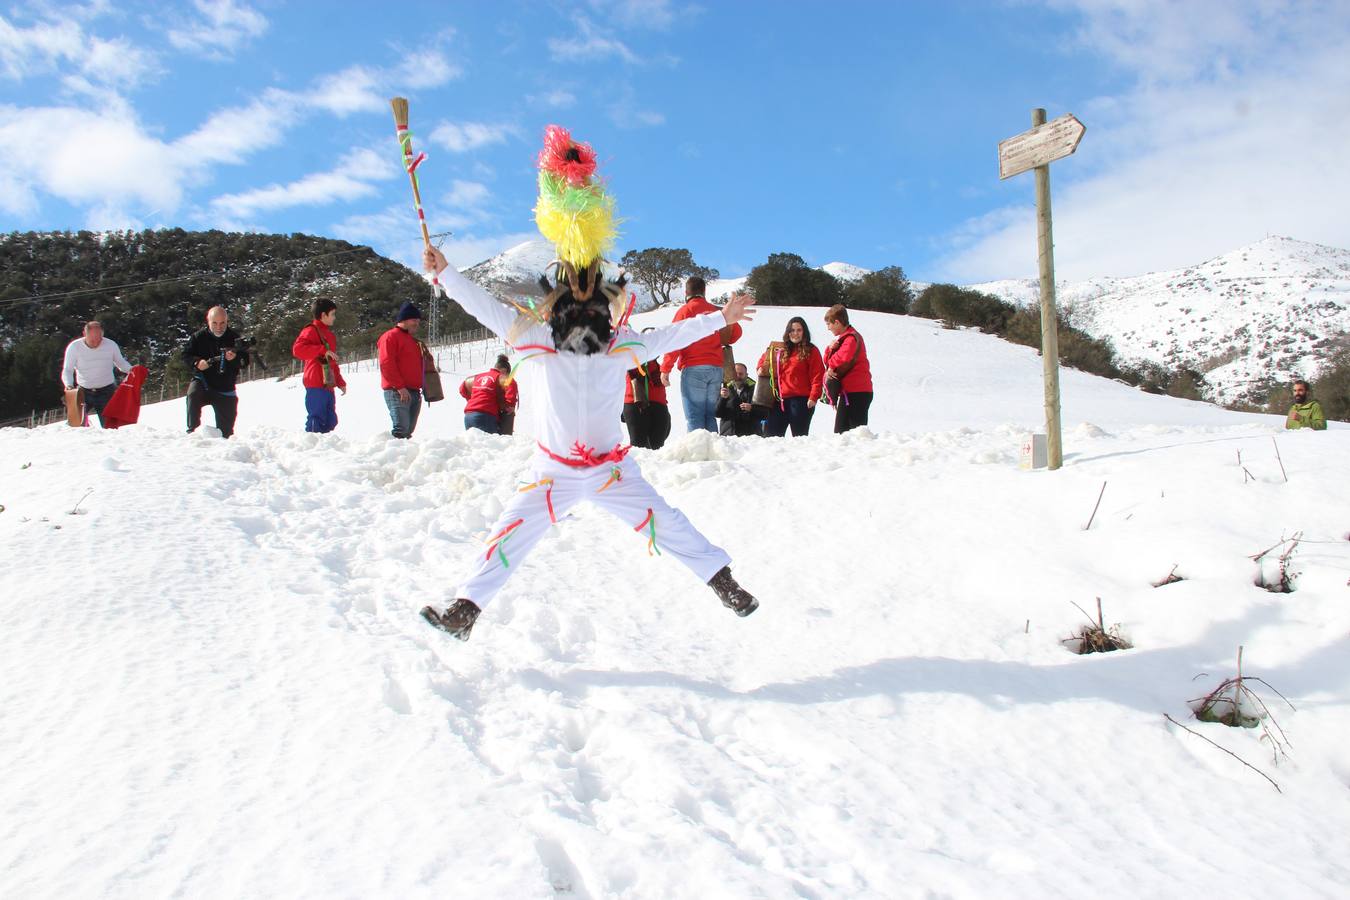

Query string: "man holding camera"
[[182, 306, 250, 438]]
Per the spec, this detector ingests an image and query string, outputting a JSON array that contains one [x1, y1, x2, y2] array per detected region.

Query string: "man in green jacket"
[[1286, 379, 1327, 430]]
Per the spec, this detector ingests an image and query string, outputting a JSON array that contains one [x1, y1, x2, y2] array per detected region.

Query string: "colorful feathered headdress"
[[534, 125, 618, 271], [509, 125, 628, 345]]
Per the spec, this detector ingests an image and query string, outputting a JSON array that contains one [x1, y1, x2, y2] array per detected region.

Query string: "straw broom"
[[389, 96, 439, 291]]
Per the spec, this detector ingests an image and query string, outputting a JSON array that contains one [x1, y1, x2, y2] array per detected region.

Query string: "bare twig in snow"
[[1084, 481, 1107, 530], [1272, 437, 1288, 483], [1164, 714, 1282, 793]]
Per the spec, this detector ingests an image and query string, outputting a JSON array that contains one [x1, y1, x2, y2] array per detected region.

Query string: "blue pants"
[[464, 411, 500, 434], [383, 389, 422, 439], [765, 396, 814, 437], [304, 387, 338, 433], [679, 365, 722, 433]]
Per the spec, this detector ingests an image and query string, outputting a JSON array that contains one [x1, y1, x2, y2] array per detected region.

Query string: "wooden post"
[[1032, 108, 1064, 470]]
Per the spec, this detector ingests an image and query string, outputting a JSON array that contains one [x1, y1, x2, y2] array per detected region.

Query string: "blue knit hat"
[[396, 301, 423, 323]]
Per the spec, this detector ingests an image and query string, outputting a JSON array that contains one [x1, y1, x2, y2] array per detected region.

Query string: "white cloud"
[[0, 14, 155, 89], [307, 65, 383, 116], [548, 16, 638, 63], [166, 0, 267, 57], [209, 148, 398, 219], [588, 0, 680, 29], [175, 88, 300, 164], [529, 89, 577, 109], [446, 180, 492, 209], [932, 1, 1350, 282], [0, 16, 81, 78], [82, 35, 157, 87], [0, 104, 186, 214], [429, 121, 516, 153], [391, 47, 462, 89]]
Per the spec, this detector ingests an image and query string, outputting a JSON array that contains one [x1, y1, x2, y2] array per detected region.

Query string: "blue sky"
[[2, 0, 1348, 282]]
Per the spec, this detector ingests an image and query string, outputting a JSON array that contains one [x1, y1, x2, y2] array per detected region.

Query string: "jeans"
[[383, 389, 423, 439], [765, 396, 815, 437], [304, 387, 338, 433], [679, 365, 722, 433], [83, 384, 116, 428], [187, 380, 239, 437], [464, 411, 500, 434]]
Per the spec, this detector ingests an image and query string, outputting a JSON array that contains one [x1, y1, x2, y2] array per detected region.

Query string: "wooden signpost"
[[998, 110, 1085, 470]]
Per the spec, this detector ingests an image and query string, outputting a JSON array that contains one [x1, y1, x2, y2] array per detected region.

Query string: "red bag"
[[101, 365, 149, 429]]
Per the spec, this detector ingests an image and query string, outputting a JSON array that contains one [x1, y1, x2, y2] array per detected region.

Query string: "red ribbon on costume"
[[537, 440, 631, 468]]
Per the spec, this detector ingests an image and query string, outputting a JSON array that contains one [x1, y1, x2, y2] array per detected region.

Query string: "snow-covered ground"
[[2, 308, 1348, 899]]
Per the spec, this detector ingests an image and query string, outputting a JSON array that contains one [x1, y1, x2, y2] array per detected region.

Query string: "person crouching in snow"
[[418, 125, 760, 641]]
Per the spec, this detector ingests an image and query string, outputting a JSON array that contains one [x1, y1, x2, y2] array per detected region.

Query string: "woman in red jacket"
[[291, 299, 347, 433], [757, 315, 824, 437], [822, 304, 873, 433]]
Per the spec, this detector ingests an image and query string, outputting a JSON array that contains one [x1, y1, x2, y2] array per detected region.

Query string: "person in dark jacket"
[[182, 306, 250, 438], [716, 363, 763, 436], [377, 301, 425, 439]]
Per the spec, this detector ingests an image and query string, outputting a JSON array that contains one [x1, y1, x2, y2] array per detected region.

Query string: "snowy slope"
[[2, 308, 1348, 899], [970, 236, 1350, 405]]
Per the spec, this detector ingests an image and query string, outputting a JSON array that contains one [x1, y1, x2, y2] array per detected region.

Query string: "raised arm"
[[639, 293, 757, 361], [425, 246, 522, 341]]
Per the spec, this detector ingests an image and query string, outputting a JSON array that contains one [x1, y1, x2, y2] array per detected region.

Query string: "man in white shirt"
[[62, 321, 133, 427]]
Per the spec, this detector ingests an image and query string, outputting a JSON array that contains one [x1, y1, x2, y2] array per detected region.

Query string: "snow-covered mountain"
[[969, 236, 1350, 406]]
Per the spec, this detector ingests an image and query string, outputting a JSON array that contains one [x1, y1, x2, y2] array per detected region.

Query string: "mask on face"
[[538, 261, 627, 355]]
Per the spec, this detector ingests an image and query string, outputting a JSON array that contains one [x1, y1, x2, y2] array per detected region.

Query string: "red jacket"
[[460, 370, 515, 417], [758, 343, 825, 402], [101, 365, 148, 429], [377, 326, 424, 391], [823, 327, 872, 394], [292, 320, 347, 390], [661, 297, 741, 372], [624, 360, 667, 405]]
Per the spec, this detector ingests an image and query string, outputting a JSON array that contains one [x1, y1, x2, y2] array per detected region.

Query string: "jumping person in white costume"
[[419, 126, 759, 640]]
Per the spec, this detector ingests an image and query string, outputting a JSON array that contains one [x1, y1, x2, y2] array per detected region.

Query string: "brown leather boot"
[[420, 598, 481, 640], [708, 566, 759, 617]]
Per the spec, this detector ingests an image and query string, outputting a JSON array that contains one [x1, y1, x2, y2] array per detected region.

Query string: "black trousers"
[[187, 380, 239, 438], [833, 391, 873, 433], [623, 403, 671, 449]]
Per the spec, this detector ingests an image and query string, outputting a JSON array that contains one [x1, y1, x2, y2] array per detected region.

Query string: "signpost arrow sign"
[[998, 113, 1085, 180]]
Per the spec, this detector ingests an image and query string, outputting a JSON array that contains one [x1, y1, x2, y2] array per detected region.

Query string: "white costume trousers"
[[456, 454, 731, 606]]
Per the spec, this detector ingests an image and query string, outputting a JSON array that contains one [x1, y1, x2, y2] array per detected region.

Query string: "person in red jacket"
[[291, 299, 347, 433], [377, 301, 425, 439], [460, 356, 513, 434], [622, 345, 670, 449], [822, 304, 873, 433], [757, 316, 824, 437], [660, 276, 742, 433]]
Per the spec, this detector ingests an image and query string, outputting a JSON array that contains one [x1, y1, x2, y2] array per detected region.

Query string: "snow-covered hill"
[[970, 236, 1350, 406], [3, 308, 1347, 898]]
